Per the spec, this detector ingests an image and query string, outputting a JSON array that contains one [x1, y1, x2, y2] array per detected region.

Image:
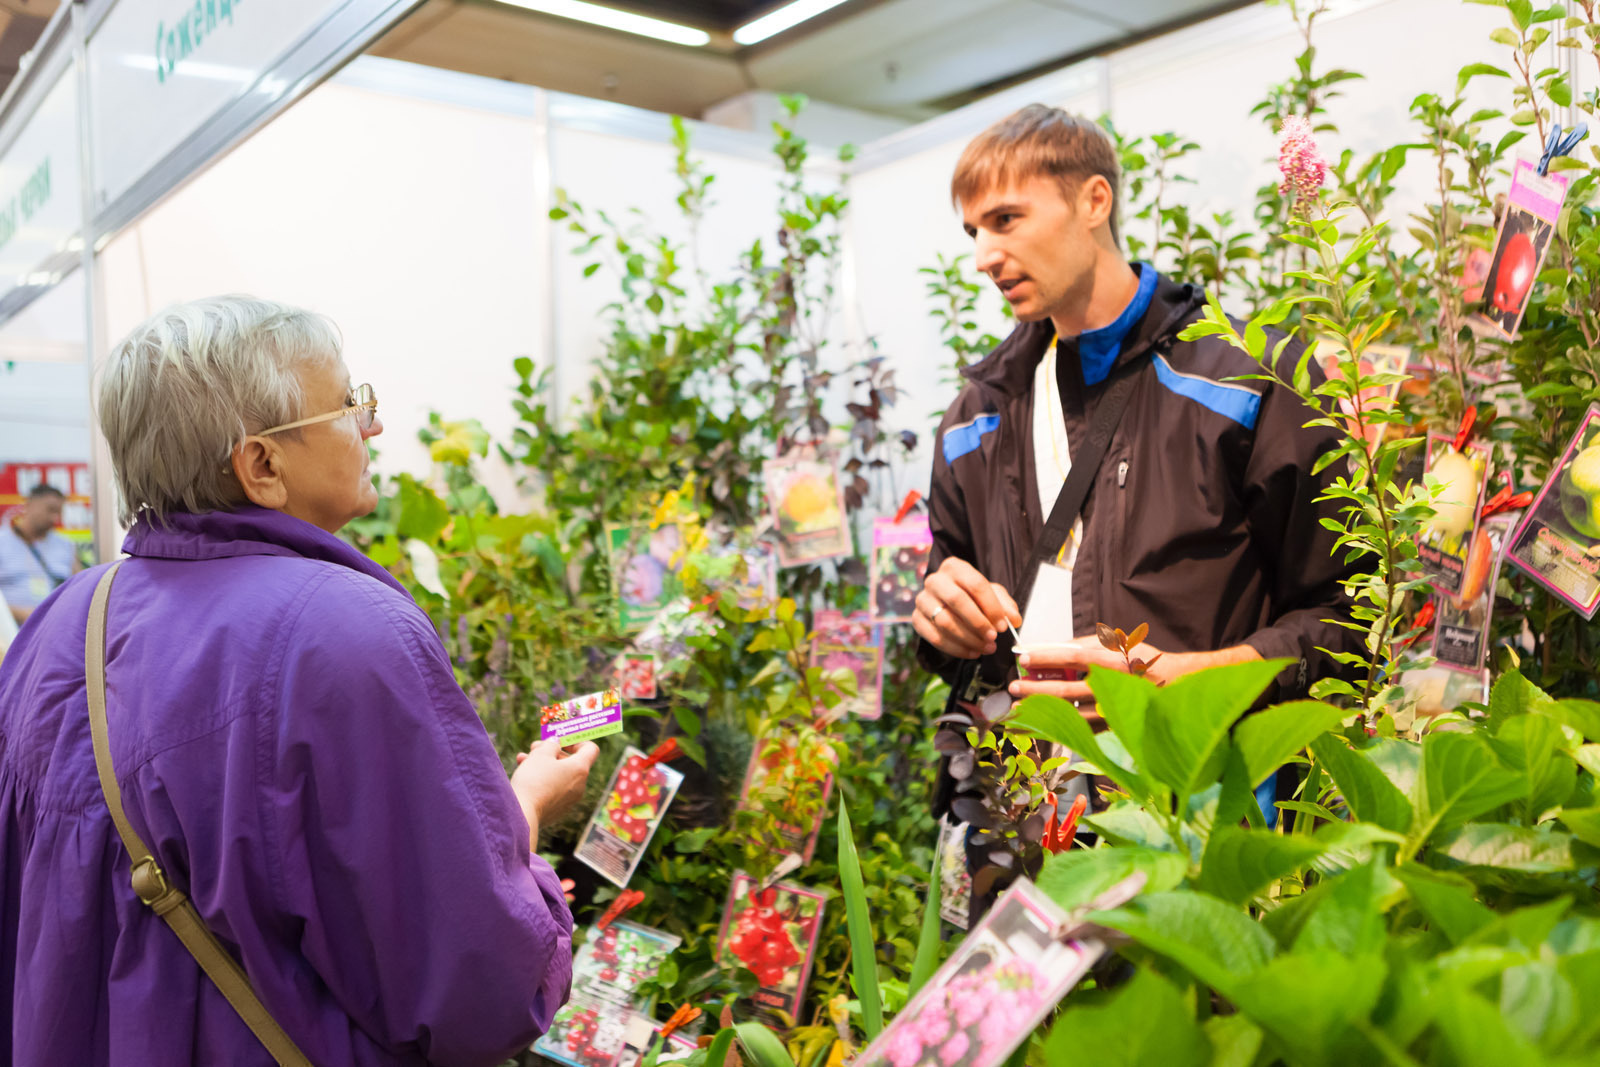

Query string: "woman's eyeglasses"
[[258, 384, 377, 436]]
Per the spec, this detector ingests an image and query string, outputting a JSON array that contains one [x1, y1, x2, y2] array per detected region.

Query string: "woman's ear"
[[231, 436, 290, 511]]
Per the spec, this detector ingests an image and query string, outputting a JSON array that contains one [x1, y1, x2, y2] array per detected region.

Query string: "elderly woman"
[[0, 296, 596, 1066]]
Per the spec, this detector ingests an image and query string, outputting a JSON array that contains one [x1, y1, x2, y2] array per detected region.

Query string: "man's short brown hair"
[[951, 104, 1121, 247]]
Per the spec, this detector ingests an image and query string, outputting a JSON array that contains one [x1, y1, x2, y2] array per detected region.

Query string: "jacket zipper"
[[1118, 460, 1129, 488]]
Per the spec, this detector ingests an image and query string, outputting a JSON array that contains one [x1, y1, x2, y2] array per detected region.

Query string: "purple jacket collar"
[[123, 505, 408, 597]]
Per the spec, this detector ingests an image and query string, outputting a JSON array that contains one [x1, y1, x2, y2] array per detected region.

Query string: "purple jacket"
[[0, 506, 573, 1066]]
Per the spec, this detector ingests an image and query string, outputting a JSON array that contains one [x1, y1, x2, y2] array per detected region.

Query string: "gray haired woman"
[[0, 295, 596, 1066]]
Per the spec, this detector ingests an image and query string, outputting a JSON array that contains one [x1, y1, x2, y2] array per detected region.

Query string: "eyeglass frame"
[[257, 383, 378, 436]]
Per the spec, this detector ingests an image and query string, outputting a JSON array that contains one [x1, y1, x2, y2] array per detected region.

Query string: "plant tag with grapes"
[[1418, 435, 1489, 598], [1473, 158, 1570, 342], [541, 688, 625, 746], [736, 735, 835, 864], [869, 515, 932, 623], [854, 877, 1129, 1067], [575, 745, 685, 887], [715, 872, 827, 1029], [532, 992, 630, 1067], [935, 816, 973, 930], [1506, 404, 1600, 620], [811, 610, 883, 720]]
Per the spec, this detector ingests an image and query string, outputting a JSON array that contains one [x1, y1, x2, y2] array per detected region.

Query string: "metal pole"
[[532, 88, 560, 423], [70, 1, 111, 564]]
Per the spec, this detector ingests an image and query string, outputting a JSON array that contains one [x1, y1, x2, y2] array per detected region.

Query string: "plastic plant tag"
[[572, 919, 683, 1007], [715, 872, 827, 1028], [853, 877, 1124, 1067], [607, 523, 686, 632], [936, 816, 973, 930], [737, 734, 835, 863], [1314, 340, 1411, 448], [615, 653, 658, 701], [1506, 404, 1600, 619], [615, 1014, 698, 1066], [811, 610, 884, 720], [1474, 158, 1571, 341], [575, 745, 685, 887], [869, 514, 933, 623], [1418, 434, 1489, 597], [764, 446, 852, 567], [1432, 515, 1511, 673], [541, 689, 624, 745], [533, 992, 629, 1067], [1016, 561, 1074, 647]]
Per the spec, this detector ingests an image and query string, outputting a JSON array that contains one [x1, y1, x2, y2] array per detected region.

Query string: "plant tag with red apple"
[[1432, 515, 1512, 673], [1418, 434, 1489, 597], [1473, 158, 1570, 341], [1506, 404, 1600, 619], [869, 515, 932, 623], [575, 745, 684, 887], [715, 872, 827, 1029]]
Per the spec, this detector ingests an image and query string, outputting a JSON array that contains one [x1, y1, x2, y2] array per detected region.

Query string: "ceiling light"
[[733, 0, 849, 45], [496, 0, 710, 47]]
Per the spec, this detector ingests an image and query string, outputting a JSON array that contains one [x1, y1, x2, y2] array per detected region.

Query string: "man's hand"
[[1008, 637, 1261, 704], [913, 557, 1023, 659], [512, 739, 600, 850]]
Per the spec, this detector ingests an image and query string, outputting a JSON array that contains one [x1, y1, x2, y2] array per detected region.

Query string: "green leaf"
[[1010, 694, 1150, 802], [1044, 969, 1209, 1067], [1037, 846, 1186, 911], [705, 1028, 736, 1067], [1292, 860, 1396, 957], [1415, 732, 1524, 841], [1092, 891, 1274, 998], [1490, 713, 1576, 819], [836, 803, 882, 1039], [1197, 827, 1328, 905], [1490, 27, 1521, 47], [1310, 735, 1415, 834], [1141, 659, 1292, 798], [1230, 951, 1387, 1067], [907, 843, 943, 999], [1458, 62, 1511, 92], [1434, 822, 1576, 873], [1431, 983, 1546, 1066], [736, 1023, 798, 1067], [396, 474, 450, 542], [1204, 1015, 1265, 1067], [1088, 668, 1153, 771], [1235, 700, 1350, 788], [1393, 863, 1494, 945], [1556, 806, 1600, 848], [1544, 699, 1600, 740]]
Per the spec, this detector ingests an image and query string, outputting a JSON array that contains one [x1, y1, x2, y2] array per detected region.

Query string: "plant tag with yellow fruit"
[[1419, 434, 1489, 597], [763, 446, 852, 567], [1507, 404, 1600, 620]]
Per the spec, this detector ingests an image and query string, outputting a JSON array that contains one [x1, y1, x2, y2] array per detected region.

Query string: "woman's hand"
[[511, 739, 599, 850]]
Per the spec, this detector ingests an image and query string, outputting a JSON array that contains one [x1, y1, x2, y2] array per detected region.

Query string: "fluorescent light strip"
[[496, 0, 711, 47], [733, 0, 850, 45]]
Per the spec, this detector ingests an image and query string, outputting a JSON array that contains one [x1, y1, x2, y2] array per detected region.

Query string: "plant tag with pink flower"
[[764, 446, 852, 567], [575, 745, 685, 887], [811, 610, 884, 720], [1473, 158, 1570, 341], [541, 688, 624, 745], [608, 522, 686, 631], [870, 515, 933, 623], [715, 872, 827, 1028], [854, 878, 1116, 1067], [615, 653, 658, 701]]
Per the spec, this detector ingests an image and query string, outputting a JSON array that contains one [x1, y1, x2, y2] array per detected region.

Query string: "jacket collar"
[[962, 268, 1206, 398], [123, 505, 409, 596]]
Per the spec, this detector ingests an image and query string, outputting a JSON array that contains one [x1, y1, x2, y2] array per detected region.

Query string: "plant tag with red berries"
[[715, 872, 827, 1028], [541, 689, 625, 745], [736, 735, 835, 864], [534, 920, 684, 1067], [1506, 404, 1600, 619], [869, 515, 932, 623], [615, 653, 658, 701], [811, 610, 883, 720], [575, 745, 685, 887], [854, 878, 1120, 1067], [532, 992, 630, 1067]]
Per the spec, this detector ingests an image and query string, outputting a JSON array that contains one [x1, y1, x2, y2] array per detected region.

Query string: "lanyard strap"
[[86, 561, 314, 1067]]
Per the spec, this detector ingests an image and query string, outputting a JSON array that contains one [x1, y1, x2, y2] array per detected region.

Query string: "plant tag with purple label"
[[540, 689, 624, 745]]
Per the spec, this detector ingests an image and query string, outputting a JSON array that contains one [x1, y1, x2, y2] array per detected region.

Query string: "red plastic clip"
[[1452, 406, 1478, 453], [659, 1004, 702, 1040], [642, 738, 680, 768], [597, 888, 645, 931], [893, 489, 923, 525], [1481, 484, 1535, 519], [1401, 600, 1437, 649]]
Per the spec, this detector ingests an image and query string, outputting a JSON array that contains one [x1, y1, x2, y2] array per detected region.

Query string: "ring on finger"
[[927, 602, 946, 622]]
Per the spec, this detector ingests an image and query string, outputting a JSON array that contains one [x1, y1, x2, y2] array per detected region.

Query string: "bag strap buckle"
[[131, 856, 180, 913]]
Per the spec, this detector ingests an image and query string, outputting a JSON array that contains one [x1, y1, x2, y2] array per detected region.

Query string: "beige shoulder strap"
[[86, 561, 314, 1067]]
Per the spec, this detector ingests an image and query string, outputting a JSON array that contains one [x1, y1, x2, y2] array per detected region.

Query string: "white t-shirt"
[[1023, 345, 1082, 645]]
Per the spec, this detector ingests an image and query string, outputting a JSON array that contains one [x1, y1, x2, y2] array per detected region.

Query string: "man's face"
[[960, 174, 1098, 323], [20, 494, 63, 537]]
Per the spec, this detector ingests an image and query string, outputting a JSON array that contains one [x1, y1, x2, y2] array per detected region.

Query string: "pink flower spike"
[[938, 1032, 971, 1065], [1277, 115, 1327, 214]]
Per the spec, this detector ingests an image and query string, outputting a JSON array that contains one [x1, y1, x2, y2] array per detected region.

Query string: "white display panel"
[[87, 0, 352, 210], [0, 68, 81, 304], [0, 272, 90, 466]]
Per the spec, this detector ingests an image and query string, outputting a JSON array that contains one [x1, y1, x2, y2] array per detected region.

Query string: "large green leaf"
[[1197, 827, 1327, 905], [1234, 700, 1350, 788], [1037, 845, 1186, 911], [735, 1023, 797, 1067], [1292, 860, 1396, 957], [1545, 699, 1600, 741], [396, 473, 450, 542], [1230, 951, 1387, 1067], [1140, 658, 1292, 798], [1203, 1015, 1264, 1067], [1009, 695, 1151, 802], [1044, 969, 1209, 1067], [1393, 863, 1494, 945], [1088, 667, 1154, 771], [907, 841, 943, 1000], [1414, 732, 1524, 841], [1092, 891, 1274, 998], [1499, 962, 1578, 1050], [1430, 983, 1549, 1067], [1432, 822, 1576, 874], [1310, 735, 1414, 833], [836, 804, 882, 1039], [1556, 806, 1600, 849], [1487, 668, 1558, 729], [1490, 714, 1576, 820]]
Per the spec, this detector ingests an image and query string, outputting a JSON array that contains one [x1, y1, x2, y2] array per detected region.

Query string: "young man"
[[915, 104, 1358, 737], [0, 484, 80, 625]]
